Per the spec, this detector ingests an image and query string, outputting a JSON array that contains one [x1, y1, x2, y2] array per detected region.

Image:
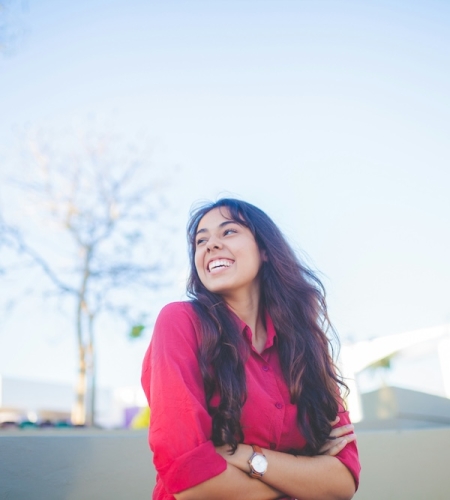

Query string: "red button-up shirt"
[[141, 302, 360, 499]]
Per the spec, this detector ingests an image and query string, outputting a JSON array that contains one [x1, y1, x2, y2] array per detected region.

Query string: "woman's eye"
[[196, 238, 206, 245], [224, 228, 237, 236]]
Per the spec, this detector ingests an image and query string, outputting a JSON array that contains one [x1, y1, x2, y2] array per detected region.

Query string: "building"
[[0, 375, 142, 428]]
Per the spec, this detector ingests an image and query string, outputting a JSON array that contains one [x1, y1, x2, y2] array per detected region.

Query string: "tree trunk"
[[72, 246, 92, 426], [71, 345, 87, 425], [86, 314, 97, 426]]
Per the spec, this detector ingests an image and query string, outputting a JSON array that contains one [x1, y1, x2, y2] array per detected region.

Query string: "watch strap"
[[252, 444, 263, 455]]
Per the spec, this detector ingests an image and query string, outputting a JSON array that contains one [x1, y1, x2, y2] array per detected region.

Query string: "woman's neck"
[[224, 289, 267, 353]]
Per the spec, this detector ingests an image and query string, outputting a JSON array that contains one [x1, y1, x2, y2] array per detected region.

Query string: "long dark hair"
[[187, 198, 347, 455]]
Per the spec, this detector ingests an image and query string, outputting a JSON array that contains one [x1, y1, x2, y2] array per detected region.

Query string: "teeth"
[[209, 259, 232, 271]]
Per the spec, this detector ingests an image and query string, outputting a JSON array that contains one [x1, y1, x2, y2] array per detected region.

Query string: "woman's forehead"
[[197, 207, 234, 230]]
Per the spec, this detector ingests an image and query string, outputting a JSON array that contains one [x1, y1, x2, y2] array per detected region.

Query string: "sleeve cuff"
[[156, 440, 227, 494], [335, 447, 361, 491]]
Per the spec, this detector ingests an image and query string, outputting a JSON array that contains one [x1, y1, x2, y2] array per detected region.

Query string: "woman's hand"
[[215, 443, 253, 472], [319, 416, 357, 456]]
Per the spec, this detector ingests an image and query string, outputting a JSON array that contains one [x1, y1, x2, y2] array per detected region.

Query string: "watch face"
[[252, 454, 268, 473]]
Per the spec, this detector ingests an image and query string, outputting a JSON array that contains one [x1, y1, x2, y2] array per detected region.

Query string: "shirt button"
[[269, 442, 276, 450], [275, 402, 283, 409], [262, 365, 269, 371]]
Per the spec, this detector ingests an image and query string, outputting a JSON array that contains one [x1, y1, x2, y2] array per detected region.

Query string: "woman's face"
[[194, 207, 265, 299]]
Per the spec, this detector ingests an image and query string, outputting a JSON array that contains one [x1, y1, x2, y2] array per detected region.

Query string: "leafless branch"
[[1, 124, 176, 425]]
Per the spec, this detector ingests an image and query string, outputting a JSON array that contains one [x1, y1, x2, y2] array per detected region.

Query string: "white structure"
[[0, 375, 139, 428], [340, 323, 450, 422]]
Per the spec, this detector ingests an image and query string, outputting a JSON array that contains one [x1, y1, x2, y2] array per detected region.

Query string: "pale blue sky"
[[1, 0, 449, 390]]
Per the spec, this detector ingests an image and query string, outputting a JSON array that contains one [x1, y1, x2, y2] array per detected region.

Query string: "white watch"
[[248, 445, 268, 478]]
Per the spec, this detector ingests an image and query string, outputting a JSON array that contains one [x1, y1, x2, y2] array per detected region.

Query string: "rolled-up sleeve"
[[333, 405, 361, 490], [141, 302, 227, 495]]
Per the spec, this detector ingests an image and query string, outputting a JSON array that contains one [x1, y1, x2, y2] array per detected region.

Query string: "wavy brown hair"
[[187, 198, 348, 455]]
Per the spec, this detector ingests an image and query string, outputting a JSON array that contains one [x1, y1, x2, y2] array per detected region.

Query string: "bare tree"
[[1, 126, 175, 426]]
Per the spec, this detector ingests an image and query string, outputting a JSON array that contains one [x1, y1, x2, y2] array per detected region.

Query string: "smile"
[[208, 259, 234, 273]]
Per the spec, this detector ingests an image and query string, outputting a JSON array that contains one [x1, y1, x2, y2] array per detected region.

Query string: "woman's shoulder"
[[143, 302, 201, 376], [153, 301, 200, 342], [156, 301, 196, 322]]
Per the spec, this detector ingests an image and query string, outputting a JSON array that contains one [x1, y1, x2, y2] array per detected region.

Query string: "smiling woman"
[[194, 207, 265, 302], [141, 198, 360, 500]]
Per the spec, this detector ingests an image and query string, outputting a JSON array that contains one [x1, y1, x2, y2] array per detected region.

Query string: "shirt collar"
[[232, 310, 277, 351]]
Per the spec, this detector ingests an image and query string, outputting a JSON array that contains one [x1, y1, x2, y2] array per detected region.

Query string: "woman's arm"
[[216, 425, 357, 500], [174, 464, 285, 500], [219, 446, 356, 500], [175, 421, 356, 500]]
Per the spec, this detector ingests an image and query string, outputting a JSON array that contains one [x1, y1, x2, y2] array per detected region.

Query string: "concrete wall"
[[354, 427, 449, 499], [0, 430, 153, 500], [1, 427, 449, 500]]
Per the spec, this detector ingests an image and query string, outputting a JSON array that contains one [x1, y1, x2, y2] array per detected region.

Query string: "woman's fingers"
[[319, 423, 357, 455], [328, 433, 357, 456], [330, 416, 340, 426], [329, 423, 354, 439]]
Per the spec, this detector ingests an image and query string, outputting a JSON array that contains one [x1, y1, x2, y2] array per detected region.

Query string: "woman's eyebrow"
[[195, 220, 238, 236]]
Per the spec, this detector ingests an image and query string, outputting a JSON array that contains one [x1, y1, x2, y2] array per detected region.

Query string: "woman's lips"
[[208, 258, 235, 273]]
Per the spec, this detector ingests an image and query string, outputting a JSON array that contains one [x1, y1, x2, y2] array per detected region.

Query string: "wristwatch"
[[248, 445, 268, 478]]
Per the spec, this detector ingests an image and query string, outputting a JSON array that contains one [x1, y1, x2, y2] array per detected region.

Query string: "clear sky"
[[1, 0, 449, 391]]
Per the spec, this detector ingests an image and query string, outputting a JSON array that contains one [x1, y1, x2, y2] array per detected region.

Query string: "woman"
[[142, 198, 360, 500]]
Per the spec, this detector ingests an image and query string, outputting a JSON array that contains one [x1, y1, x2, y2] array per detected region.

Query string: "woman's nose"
[[206, 236, 222, 251]]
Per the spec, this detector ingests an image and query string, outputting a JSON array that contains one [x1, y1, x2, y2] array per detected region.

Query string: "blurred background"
[[0, 0, 449, 435]]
